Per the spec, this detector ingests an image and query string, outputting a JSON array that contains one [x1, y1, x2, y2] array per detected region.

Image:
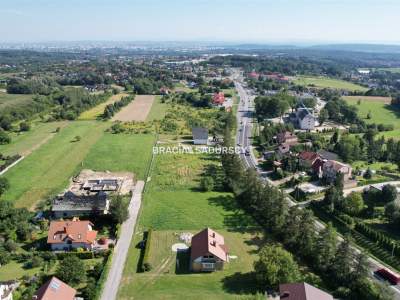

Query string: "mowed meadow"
[[344, 96, 400, 138], [0, 120, 155, 209], [118, 149, 261, 300]]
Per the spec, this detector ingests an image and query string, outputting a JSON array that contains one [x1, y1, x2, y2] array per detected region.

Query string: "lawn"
[[118, 148, 261, 299], [78, 92, 129, 120], [352, 161, 398, 172], [344, 96, 400, 139], [118, 230, 261, 300], [146, 96, 168, 121], [0, 121, 69, 157], [0, 121, 109, 209], [81, 132, 156, 180], [0, 260, 41, 281], [0, 91, 33, 110], [293, 76, 369, 92], [375, 67, 400, 74]]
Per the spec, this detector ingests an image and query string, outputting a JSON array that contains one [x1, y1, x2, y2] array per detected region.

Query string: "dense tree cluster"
[[254, 93, 296, 120], [6, 77, 60, 95], [220, 117, 392, 299]]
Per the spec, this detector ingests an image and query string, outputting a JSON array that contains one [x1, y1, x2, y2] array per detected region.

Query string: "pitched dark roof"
[[192, 127, 209, 140], [34, 277, 76, 300], [52, 191, 108, 212], [279, 282, 333, 300], [317, 150, 339, 161]]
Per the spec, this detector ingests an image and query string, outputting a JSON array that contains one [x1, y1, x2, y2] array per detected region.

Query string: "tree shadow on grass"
[[175, 249, 191, 275], [221, 271, 261, 295], [208, 195, 259, 234]]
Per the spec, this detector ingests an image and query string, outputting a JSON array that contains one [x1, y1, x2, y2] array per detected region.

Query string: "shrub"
[[19, 122, 31, 132], [142, 229, 153, 272], [200, 176, 214, 192]]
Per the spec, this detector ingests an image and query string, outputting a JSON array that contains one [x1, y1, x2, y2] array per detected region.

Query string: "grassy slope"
[[0, 92, 33, 109], [78, 93, 129, 120], [0, 121, 108, 208], [293, 76, 369, 92], [146, 96, 168, 121], [344, 97, 400, 138], [81, 132, 155, 179], [0, 121, 68, 156], [118, 151, 260, 300]]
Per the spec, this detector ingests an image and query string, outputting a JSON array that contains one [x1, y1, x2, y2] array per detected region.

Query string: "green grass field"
[[81, 132, 155, 179], [293, 76, 369, 92], [0, 121, 109, 208], [344, 96, 400, 138], [78, 93, 129, 120], [0, 121, 68, 156], [118, 148, 260, 299], [146, 95, 169, 121], [0, 92, 33, 110], [375, 67, 400, 74], [118, 230, 261, 300]]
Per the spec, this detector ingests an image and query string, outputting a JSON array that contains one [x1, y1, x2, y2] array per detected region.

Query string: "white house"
[[296, 108, 315, 130], [0, 283, 13, 300], [47, 218, 97, 251], [322, 160, 352, 183]]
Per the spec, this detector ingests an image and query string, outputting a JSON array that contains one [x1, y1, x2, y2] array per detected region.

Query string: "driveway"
[[100, 180, 145, 300]]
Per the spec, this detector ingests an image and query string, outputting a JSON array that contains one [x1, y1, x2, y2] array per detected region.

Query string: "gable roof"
[[191, 228, 228, 262], [33, 277, 76, 300], [279, 282, 333, 300], [299, 151, 319, 162], [192, 127, 208, 140], [47, 218, 97, 245], [52, 191, 108, 212], [324, 160, 350, 172], [312, 158, 325, 173]]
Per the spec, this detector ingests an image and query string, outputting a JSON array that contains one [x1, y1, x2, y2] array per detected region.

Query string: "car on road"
[[375, 268, 400, 285]]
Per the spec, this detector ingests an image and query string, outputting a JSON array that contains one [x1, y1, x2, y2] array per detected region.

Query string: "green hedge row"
[[355, 222, 400, 257], [141, 229, 153, 272]]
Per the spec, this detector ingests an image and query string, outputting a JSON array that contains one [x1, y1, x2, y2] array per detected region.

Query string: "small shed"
[[192, 127, 209, 145]]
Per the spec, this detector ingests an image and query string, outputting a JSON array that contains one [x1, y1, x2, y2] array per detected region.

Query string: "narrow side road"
[[100, 180, 145, 300]]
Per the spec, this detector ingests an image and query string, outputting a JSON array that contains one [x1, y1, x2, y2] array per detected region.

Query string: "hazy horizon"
[[1, 0, 400, 44]]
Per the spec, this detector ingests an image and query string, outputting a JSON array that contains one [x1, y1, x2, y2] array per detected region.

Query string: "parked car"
[[375, 268, 400, 285]]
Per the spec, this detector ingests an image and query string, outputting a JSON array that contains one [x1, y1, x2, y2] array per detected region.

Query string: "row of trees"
[[220, 118, 392, 299], [334, 129, 400, 166], [102, 95, 134, 119]]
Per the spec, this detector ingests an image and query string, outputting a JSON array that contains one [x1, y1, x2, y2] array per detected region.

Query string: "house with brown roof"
[[273, 282, 333, 300], [322, 160, 352, 183], [47, 218, 97, 251], [212, 92, 225, 105], [298, 151, 320, 169], [276, 131, 298, 146], [190, 228, 229, 272], [33, 277, 77, 300]]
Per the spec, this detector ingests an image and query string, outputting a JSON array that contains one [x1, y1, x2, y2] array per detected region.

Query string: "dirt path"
[[112, 95, 155, 122]]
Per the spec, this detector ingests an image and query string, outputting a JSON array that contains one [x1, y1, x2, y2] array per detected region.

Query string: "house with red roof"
[[190, 228, 229, 272], [212, 92, 225, 105], [271, 282, 333, 300], [33, 277, 77, 300], [47, 218, 97, 251], [298, 151, 320, 169], [248, 71, 260, 79]]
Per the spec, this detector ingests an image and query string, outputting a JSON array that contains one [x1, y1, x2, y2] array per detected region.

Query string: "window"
[[202, 263, 215, 269]]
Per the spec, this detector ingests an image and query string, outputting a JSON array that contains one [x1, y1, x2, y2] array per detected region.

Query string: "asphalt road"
[[100, 181, 145, 300], [233, 76, 400, 298]]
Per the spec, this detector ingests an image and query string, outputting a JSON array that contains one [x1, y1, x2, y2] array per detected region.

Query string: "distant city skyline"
[[1, 0, 399, 44]]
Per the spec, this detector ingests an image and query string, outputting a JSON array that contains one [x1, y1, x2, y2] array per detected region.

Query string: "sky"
[[0, 0, 399, 44]]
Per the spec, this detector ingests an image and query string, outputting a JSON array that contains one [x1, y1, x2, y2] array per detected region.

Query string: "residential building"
[[33, 277, 77, 300], [212, 92, 225, 105], [51, 170, 134, 218], [190, 228, 229, 272], [298, 151, 320, 169], [276, 131, 298, 146], [268, 282, 334, 300], [192, 127, 209, 145], [296, 108, 315, 130], [47, 218, 97, 251], [322, 160, 352, 183]]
